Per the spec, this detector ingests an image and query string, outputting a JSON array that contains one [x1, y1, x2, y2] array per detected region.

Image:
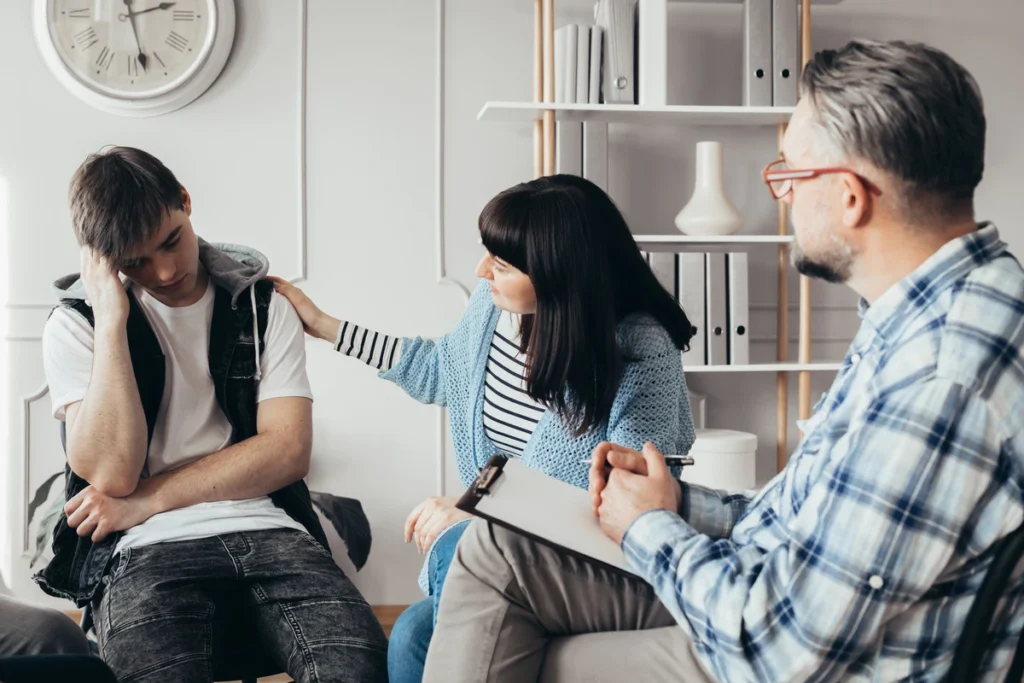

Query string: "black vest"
[[34, 280, 329, 606]]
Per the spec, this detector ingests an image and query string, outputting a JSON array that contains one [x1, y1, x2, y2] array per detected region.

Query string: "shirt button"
[[850, 353, 862, 365], [869, 575, 884, 590]]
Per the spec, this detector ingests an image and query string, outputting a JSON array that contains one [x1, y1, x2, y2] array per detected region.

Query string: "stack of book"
[[641, 251, 750, 368], [554, 24, 602, 107], [553, 0, 636, 109]]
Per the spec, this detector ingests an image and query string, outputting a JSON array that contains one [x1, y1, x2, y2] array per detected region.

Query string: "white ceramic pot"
[[674, 141, 745, 236]]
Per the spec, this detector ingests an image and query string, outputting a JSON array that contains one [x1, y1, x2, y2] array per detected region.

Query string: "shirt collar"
[[856, 223, 1005, 344]]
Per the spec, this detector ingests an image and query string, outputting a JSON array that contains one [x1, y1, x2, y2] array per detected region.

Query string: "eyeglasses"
[[762, 159, 883, 200]]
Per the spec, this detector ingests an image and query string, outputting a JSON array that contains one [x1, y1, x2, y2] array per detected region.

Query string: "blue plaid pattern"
[[622, 224, 1024, 682]]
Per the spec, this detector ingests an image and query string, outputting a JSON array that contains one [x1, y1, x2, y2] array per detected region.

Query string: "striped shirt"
[[623, 224, 1024, 682], [333, 311, 546, 457], [481, 311, 546, 456], [333, 320, 402, 372]]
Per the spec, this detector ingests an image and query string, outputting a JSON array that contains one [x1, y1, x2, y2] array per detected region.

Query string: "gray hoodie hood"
[[52, 238, 269, 308], [52, 238, 271, 379]]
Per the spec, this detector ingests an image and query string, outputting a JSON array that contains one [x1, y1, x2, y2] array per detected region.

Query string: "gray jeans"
[[0, 594, 91, 657], [423, 519, 717, 683], [92, 528, 387, 683]]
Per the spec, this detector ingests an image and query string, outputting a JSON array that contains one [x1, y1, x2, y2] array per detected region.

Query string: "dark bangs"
[[478, 189, 530, 273]]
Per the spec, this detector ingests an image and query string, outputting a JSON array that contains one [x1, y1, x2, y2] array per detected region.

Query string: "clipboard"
[[456, 456, 640, 577]]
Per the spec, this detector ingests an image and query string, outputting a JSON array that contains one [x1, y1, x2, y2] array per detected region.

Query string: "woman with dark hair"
[[271, 174, 696, 682]]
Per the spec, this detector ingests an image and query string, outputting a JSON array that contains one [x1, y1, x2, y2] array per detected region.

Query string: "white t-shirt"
[[42, 281, 312, 553]]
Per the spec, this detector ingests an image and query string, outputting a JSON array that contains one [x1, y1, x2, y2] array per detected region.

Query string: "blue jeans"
[[387, 522, 468, 683]]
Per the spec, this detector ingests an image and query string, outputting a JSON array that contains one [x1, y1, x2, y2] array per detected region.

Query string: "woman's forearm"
[[332, 320, 404, 371]]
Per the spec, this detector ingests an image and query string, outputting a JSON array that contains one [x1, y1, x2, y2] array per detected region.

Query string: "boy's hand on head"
[[80, 246, 129, 326]]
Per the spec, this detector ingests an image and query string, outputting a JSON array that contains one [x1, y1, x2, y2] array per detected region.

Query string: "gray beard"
[[790, 242, 850, 284]]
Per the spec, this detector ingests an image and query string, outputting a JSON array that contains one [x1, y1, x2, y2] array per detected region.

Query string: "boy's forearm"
[[67, 323, 148, 496], [136, 398, 312, 514]]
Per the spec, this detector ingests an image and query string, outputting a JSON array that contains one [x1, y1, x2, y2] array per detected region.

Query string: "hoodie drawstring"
[[250, 284, 262, 381]]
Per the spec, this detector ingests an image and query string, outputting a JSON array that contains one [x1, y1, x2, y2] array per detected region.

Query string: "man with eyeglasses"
[[422, 39, 1023, 682]]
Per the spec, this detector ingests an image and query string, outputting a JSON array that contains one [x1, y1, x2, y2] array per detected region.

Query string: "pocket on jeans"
[[110, 547, 132, 581], [296, 531, 335, 561]]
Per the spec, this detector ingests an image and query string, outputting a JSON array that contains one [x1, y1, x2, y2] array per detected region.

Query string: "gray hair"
[[800, 39, 986, 218]]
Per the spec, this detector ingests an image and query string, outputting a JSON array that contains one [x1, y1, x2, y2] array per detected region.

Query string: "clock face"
[[46, 0, 217, 100]]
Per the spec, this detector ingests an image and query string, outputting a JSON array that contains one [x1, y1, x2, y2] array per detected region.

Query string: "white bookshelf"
[[670, 0, 842, 4], [634, 234, 794, 252], [499, 0, 832, 471], [478, 102, 794, 126]]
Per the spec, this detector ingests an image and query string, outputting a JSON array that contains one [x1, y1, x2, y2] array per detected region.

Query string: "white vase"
[[674, 141, 744, 236]]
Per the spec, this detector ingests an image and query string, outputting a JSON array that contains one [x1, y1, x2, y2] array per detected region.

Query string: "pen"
[[581, 455, 694, 467]]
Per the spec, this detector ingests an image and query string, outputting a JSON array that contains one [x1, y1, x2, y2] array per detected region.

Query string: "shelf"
[[669, 0, 843, 4], [635, 234, 794, 252], [478, 102, 795, 126], [685, 362, 843, 374]]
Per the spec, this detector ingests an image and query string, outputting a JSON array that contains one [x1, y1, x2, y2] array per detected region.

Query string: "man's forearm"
[[67, 323, 148, 496], [137, 411, 311, 515]]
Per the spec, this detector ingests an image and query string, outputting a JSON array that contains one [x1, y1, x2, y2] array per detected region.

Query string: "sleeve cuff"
[[257, 390, 314, 403], [681, 482, 737, 539], [622, 509, 697, 582]]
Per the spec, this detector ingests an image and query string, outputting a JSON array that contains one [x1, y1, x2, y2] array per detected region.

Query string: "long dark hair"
[[479, 174, 693, 436]]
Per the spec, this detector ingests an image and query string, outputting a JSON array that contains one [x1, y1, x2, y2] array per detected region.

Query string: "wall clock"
[[34, 0, 236, 117]]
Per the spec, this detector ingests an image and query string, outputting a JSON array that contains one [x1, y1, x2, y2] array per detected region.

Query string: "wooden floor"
[[65, 605, 407, 683]]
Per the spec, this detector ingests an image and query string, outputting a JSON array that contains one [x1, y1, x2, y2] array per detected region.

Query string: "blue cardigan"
[[381, 280, 696, 489]]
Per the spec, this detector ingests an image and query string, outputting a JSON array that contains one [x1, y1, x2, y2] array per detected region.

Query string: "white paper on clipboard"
[[457, 457, 640, 577]]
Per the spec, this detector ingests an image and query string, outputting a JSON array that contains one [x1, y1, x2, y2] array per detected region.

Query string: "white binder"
[[595, 0, 637, 104], [772, 0, 799, 106], [555, 26, 566, 103], [576, 25, 591, 104], [556, 122, 583, 175], [582, 122, 609, 190], [637, 0, 667, 106], [554, 25, 579, 104], [648, 252, 677, 298], [742, 0, 772, 107], [727, 252, 750, 365], [588, 26, 603, 104], [678, 253, 706, 368], [705, 253, 728, 365]]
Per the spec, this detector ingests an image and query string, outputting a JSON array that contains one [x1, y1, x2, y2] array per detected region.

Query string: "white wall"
[[1, 0, 1021, 607]]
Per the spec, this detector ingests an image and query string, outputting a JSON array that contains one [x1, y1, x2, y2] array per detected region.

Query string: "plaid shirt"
[[623, 224, 1024, 682]]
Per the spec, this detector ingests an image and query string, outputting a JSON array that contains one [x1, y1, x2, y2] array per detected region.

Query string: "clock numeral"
[[74, 27, 98, 50], [153, 51, 166, 68], [166, 31, 189, 52], [95, 46, 115, 71], [67, 8, 90, 18], [173, 10, 195, 21], [128, 55, 140, 78]]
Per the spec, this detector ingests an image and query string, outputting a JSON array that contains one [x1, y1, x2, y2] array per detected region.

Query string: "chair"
[[211, 598, 285, 683], [945, 523, 1024, 682]]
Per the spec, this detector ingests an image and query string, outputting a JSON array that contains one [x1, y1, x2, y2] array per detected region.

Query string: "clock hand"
[[117, 2, 176, 20], [122, 0, 147, 73]]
